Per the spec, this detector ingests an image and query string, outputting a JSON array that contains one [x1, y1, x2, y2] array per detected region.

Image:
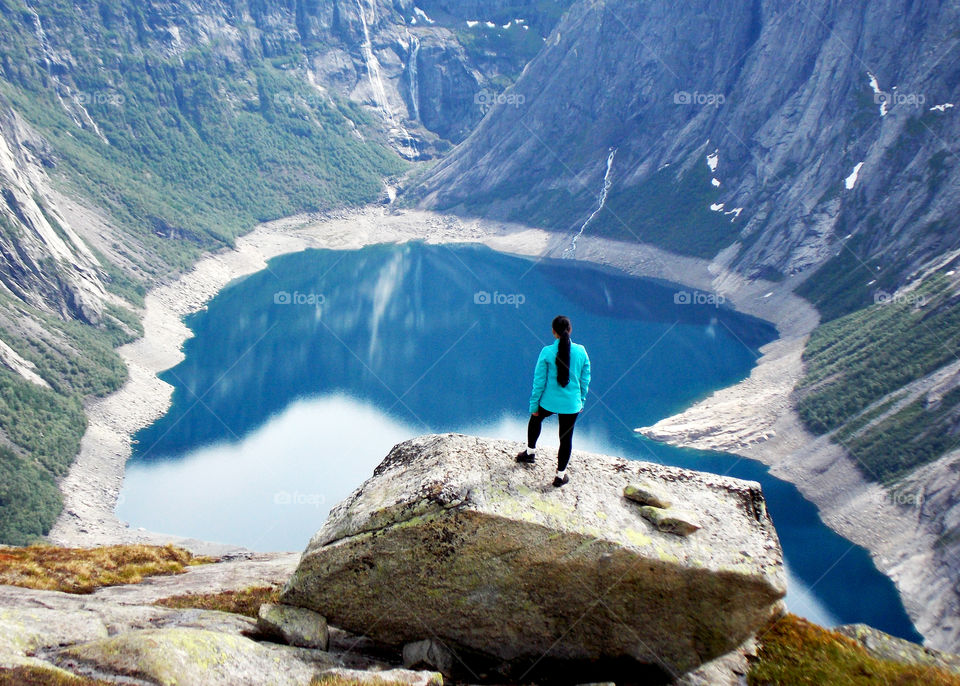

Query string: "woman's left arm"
[[529, 349, 548, 415]]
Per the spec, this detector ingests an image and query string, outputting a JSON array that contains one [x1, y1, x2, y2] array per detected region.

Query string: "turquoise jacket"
[[529, 339, 591, 415]]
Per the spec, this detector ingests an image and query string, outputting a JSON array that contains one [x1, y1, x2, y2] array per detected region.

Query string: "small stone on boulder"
[[638, 505, 701, 536], [623, 481, 673, 508], [257, 602, 329, 650]]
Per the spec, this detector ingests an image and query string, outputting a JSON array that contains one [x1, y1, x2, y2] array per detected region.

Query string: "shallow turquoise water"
[[117, 242, 921, 642]]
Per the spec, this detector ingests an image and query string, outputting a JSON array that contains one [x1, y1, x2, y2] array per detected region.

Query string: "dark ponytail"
[[553, 315, 572, 387]]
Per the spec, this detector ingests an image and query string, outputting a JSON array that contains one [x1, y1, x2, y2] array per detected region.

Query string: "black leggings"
[[527, 406, 579, 471]]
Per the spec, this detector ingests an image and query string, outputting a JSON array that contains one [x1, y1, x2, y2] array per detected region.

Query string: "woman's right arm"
[[529, 349, 547, 415]]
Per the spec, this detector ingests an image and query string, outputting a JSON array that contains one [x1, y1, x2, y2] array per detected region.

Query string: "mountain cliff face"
[[0, 0, 569, 544], [413, 0, 959, 307], [0, 101, 105, 324]]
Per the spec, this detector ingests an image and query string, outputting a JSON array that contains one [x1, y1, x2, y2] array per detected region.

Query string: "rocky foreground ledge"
[[0, 433, 790, 686], [280, 434, 788, 684]]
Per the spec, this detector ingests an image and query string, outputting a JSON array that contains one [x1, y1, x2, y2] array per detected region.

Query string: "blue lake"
[[117, 242, 921, 642]]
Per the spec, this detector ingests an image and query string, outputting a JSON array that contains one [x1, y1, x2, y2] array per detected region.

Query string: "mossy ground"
[[155, 585, 281, 618], [0, 663, 403, 686], [0, 544, 213, 594], [748, 614, 960, 685], [0, 665, 111, 685]]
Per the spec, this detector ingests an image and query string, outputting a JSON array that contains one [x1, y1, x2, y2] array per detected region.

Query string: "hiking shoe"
[[516, 450, 536, 464], [552, 474, 569, 488]]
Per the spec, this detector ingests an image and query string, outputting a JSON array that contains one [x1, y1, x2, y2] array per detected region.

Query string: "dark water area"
[[117, 242, 921, 642]]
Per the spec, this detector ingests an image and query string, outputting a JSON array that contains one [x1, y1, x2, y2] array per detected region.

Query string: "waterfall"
[[406, 34, 421, 121], [355, 0, 392, 124], [354, 0, 417, 157], [563, 147, 617, 258]]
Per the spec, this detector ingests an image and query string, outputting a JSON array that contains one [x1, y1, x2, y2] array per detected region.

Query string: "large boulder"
[[282, 434, 787, 684]]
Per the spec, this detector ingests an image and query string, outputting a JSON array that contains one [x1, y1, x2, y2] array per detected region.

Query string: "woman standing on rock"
[[517, 315, 591, 487]]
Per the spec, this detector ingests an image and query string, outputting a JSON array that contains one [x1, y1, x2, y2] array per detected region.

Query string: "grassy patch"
[[155, 585, 280, 618], [0, 544, 214, 594], [311, 677, 410, 686], [0, 666, 112, 686], [748, 614, 960, 686]]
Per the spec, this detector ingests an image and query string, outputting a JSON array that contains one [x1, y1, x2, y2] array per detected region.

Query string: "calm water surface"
[[117, 242, 921, 641]]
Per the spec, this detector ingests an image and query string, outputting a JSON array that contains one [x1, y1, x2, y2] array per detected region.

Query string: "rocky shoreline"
[[636, 306, 956, 650], [46, 206, 941, 652]]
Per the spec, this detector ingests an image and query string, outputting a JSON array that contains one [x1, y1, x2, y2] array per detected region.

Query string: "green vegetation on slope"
[[0, 293, 142, 545], [794, 234, 909, 322], [0, 444, 65, 546], [795, 269, 960, 482], [844, 388, 960, 483], [0, 1, 408, 544], [592, 163, 740, 258], [1, 55, 404, 270]]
